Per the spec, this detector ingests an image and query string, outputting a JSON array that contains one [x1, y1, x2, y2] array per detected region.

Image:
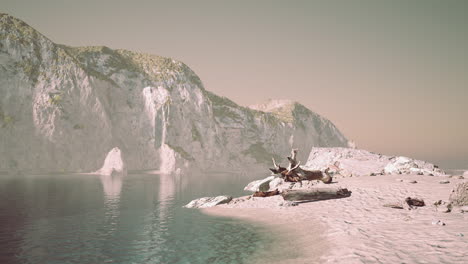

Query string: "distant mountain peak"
[[249, 99, 315, 123]]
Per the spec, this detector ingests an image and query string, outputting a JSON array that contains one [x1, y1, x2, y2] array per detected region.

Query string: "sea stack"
[[96, 147, 127, 176]]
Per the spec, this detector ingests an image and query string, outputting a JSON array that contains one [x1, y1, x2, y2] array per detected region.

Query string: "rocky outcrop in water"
[[0, 13, 349, 174], [95, 147, 127, 176]]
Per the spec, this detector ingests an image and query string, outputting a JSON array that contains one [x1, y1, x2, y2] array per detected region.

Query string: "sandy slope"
[[204, 174, 468, 264]]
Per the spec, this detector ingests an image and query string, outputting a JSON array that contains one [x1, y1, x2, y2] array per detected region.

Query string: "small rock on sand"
[[403, 180, 418, 184], [457, 206, 468, 213], [405, 197, 425, 207], [439, 180, 450, 184], [384, 197, 425, 210], [279, 201, 299, 207], [433, 200, 452, 213], [431, 220, 446, 226]]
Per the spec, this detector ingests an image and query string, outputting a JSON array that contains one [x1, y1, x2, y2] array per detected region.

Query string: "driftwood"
[[253, 189, 280, 197], [383, 203, 404, 209], [281, 188, 351, 201], [270, 149, 332, 183]]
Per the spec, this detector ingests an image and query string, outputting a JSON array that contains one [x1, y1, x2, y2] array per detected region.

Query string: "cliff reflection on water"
[[0, 171, 269, 264]]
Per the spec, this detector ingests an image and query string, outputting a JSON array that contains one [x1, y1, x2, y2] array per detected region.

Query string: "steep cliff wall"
[[0, 13, 349, 173]]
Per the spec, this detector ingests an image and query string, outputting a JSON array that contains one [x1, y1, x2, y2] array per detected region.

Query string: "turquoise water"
[[0, 172, 272, 264]]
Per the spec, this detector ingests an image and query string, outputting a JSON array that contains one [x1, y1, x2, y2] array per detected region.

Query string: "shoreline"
[[202, 205, 330, 264], [203, 174, 467, 263]]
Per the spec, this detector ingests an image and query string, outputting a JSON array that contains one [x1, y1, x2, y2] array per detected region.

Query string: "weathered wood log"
[[281, 188, 351, 201], [253, 189, 280, 197], [383, 203, 404, 209], [270, 149, 333, 184]]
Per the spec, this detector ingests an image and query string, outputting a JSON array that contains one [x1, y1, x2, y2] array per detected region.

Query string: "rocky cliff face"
[[0, 13, 349, 173]]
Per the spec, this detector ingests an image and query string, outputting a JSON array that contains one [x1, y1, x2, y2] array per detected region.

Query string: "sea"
[[0, 172, 274, 264]]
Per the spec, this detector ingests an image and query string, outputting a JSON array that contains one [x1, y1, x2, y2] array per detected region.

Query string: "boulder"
[[268, 177, 295, 191], [244, 176, 275, 192], [405, 197, 425, 207], [184, 196, 232, 208], [305, 148, 388, 177], [384, 156, 414, 174], [449, 181, 468, 207]]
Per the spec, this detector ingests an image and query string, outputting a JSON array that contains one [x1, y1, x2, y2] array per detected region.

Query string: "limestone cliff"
[[0, 13, 349, 173]]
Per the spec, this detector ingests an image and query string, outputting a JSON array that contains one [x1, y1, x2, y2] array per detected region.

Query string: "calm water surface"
[[0, 172, 273, 264]]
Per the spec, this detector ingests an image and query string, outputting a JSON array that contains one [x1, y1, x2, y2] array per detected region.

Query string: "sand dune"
[[204, 174, 467, 263]]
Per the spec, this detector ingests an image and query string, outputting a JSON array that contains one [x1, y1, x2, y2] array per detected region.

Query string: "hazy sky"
[[2, 0, 467, 169]]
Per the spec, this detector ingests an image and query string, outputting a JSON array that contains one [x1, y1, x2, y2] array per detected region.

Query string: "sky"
[[1, 0, 467, 169]]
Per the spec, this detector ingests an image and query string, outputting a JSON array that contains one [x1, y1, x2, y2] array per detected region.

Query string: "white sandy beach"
[[203, 174, 468, 264]]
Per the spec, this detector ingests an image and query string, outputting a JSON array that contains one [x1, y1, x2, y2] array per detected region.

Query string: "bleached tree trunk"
[[281, 188, 351, 201]]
